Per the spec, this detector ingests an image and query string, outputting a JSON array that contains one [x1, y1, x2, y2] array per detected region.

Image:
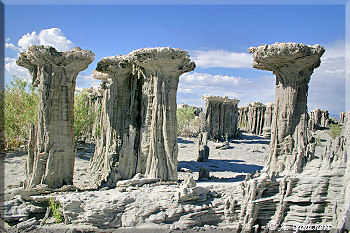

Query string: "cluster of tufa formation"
[[202, 96, 240, 141], [308, 109, 330, 131], [238, 102, 274, 138], [10, 42, 350, 232], [224, 42, 350, 232], [89, 47, 196, 187], [230, 111, 350, 232], [17, 46, 95, 189]]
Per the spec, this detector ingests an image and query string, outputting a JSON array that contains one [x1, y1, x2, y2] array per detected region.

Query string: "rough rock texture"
[[262, 102, 274, 138], [55, 182, 225, 230], [238, 106, 249, 131], [197, 132, 209, 162], [2, 195, 45, 223], [249, 42, 325, 174], [238, 102, 274, 138], [246, 102, 265, 135], [198, 167, 210, 180], [308, 109, 329, 131], [202, 96, 240, 141], [231, 111, 350, 232], [239, 102, 265, 135], [89, 47, 195, 187], [116, 173, 159, 187], [16, 46, 94, 188], [339, 112, 346, 124]]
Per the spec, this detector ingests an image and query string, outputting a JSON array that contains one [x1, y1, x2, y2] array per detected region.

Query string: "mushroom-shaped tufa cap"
[[202, 95, 240, 105], [95, 47, 196, 77], [248, 42, 325, 72], [17, 45, 95, 70]]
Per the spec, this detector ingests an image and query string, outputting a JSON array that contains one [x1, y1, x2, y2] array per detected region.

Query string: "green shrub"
[[4, 77, 98, 149], [316, 135, 323, 147], [224, 133, 229, 142], [238, 121, 247, 129], [177, 106, 199, 137], [328, 123, 343, 139], [4, 77, 39, 149], [73, 90, 96, 142], [49, 197, 64, 223]]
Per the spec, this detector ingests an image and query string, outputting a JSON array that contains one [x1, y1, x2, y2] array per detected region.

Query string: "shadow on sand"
[[232, 133, 270, 145], [76, 143, 95, 161], [196, 174, 248, 183], [4, 150, 27, 159], [178, 138, 195, 144], [178, 159, 263, 174]]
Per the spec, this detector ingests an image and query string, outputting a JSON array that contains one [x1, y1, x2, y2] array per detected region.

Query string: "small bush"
[[177, 106, 199, 137], [238, 121, 247, 129], [74, 90, 96, 142], [4, 77, 39, 149], [49, 197, 64, 223], [328, 123, 343, 139]]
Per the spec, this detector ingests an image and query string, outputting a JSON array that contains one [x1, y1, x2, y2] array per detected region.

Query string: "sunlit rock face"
[[238, 102, 274, 138], [89, 47, 196, 187], [308, 109, 330, 131], [249, 42, 325, 175], [202, 95, 240, 141], [17, 45, 94, 189]]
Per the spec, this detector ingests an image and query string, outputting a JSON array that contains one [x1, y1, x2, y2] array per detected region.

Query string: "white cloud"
[[177, 72, 275, 108], [4, 57, 31, 82], [76, 73, 101, 89], [308, 41, 347, 115], [17, 28, 74, 52], [5, 28, 76, 82], [5, 43, 20, 51], [190, 50, 252, 68]]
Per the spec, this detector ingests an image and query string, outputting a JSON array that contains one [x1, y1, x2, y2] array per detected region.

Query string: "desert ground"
[[2, 130, 331, 232]]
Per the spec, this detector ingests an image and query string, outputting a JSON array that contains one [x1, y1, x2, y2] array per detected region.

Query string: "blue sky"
[[3, 2, 348, 117]]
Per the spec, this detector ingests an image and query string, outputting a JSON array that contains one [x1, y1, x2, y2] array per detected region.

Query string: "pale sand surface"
[[3, 133, 269, 190], [4, 130, 330, 190]]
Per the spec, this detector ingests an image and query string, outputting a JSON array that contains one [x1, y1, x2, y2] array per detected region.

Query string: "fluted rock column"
[[339, 112, 346, 124], [238, 106, 249, 131], [247, 102, 265, 135], [90, 47, 195, 187], [202, 96, 240, 141], [17, 46, 94, 188], [249, 42, 325, 174], [197, 132, 209, 162], [308, 109, 329, 131], [262, 102, 274, 138]]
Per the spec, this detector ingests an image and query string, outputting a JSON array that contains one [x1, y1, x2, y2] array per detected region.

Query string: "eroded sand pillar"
[[238, 106, 249, 131], [248, 42, 325, 174], [246, 102, 265, 135], [90, 47, 195, 187], [262, 102, 274, 138], [202, 96, 240, 141], [17, 46, 94, 188]]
